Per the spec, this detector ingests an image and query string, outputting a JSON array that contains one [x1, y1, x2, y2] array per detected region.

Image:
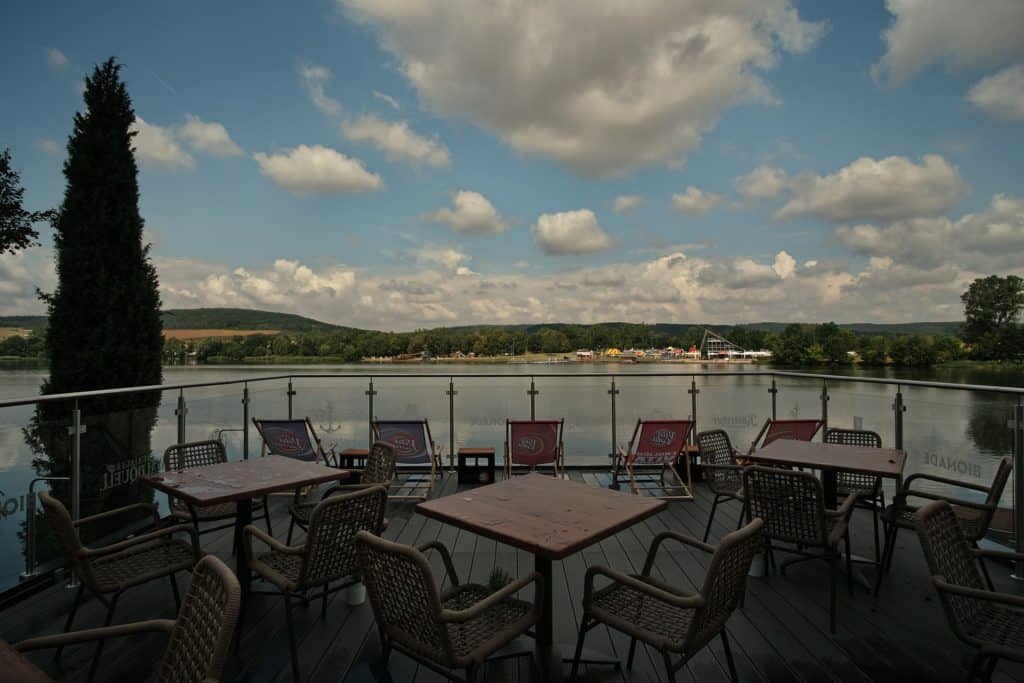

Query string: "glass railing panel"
[[697, 371, 772, 453], [292, 374, 373, 453], [370, 372, 450, 462], [773, 374, 827, 436], [532, 372, 611, 467], [452, 375, 529, 466]]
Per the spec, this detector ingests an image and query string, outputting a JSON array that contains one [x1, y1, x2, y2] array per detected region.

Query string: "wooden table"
[[417, 473, 666, 679], [1, 639, 49, 683], [748, 440, 906, 508], [141, 456, 350, 598]]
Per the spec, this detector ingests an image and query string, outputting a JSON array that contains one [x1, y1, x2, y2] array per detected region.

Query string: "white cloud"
[[672, 186, 723, 215], [612, 195, 642, 214], [775, 154, 968, 223], [46, 48, 70, 69], [968, 65, 1024, 121], [252, 145, 382, 194], [416, 246, 470, 271], [424, 190, 508, 234], [176, 115, 243, 157], [532, 209, 613, 255], [735, 165, 789, 199], [298, 64, 343, 116], [873, 0, 1024, 85], [373, 90, 400, 110], [37, 139, 60, 155], [341, 114, 451, 167], [131, 117, 195, 170], [340, 0, 824, 176]]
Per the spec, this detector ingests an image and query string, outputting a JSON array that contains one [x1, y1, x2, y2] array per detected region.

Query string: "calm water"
[[0, 362, 1020, 591]]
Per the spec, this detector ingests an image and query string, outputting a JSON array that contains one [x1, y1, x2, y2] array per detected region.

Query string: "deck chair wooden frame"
[[747, 418, 823, 454], [618, 419, 695, 500], [372, 419, 442, 500], [504, 419, 564, 478]]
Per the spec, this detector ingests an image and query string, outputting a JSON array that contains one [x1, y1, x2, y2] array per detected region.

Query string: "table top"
[[340, 448, 369, 455], [416, 473, 666, 559], [748, 439, 906, 479], [141, 455, 350, 506], [1, 640, 49, 683]]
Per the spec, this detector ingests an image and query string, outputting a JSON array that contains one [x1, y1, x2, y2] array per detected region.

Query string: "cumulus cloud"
[[672, 186, 723, 215], [131, 117, 195, 169], [0, 248, 56, 315], [415, 246, 471, 271], [613, 195, 642, 214], [340, 0, 824, 176], [176, 115, 243, 157], [775, 154, 968, 223], [252, 145, 382, 194], [735, 165, 789, 199], [424, 190, 508, 234], [532, 209, 613, 255], [373, 90, 400, 110], [341, 114, 450, 167], [298, 64, 343, 116], [37, 139, 60, 155], [968, 65, 1024, 121], [873, 0, 1024, 85], [46, 48, 70, 69]]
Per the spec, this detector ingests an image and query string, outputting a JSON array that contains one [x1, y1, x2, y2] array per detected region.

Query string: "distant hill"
[[0, 308, 961, 338]]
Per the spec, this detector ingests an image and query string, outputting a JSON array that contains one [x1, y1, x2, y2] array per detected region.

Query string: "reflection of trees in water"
[[965, 395, 1013, 456]]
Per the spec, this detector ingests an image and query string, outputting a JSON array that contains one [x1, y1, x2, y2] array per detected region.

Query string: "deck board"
[[3, 469, 1023, 683]]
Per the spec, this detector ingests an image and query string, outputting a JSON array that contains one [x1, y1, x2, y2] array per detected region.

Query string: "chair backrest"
[[507, 419, 563, 466], [742, 466, 827, 545], [824, 428, 882, 492], [913, 500, 987, 640], [373, 420, 433, 465], [627, 420, 693, 466], [164, 439, 228, 471], [355, 531, 455, 667], [303, 485, 388, 587], [363, 440, 397, 485], [985, 456, 1013, 508], [158, 555, 240, 683], [697, 430, 741, 495], [37, 491, 90, 586], [689, 518, 764, 648], [760, 419, 823, 447], [252, 418, 321, 462]]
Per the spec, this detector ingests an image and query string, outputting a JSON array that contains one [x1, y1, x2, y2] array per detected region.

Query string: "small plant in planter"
[[488, 566, 513, 591]]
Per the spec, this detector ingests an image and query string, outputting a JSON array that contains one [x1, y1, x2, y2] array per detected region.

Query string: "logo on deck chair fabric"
[[516, 435, 546, 455], [265, 427, 308, 456], [649, 429, 677, 448], [388, 430, 421, 457]]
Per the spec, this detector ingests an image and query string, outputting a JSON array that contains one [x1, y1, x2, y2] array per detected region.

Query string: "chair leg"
[[287, 516, 295, 546], [662, 651, 677, 683], [56, 582, 85, 662], [974, 544, 995, 591], [570, 617, 590, 679], [87, 594, 119, 683], [284, 594, 300, 681], [885, 525, 900, 572], [466, 663, 478, 683], [965, 651, 985, 682], [762, 538, 772, 578], [828, 555, 838, 635], [169, 572, 181, 611], [263, 496, 273, 536], [872, 493, 883, 565], [627, 636, 639, 670], [321, 583, 329, 618], [875, 524, 897, 596], [721, 630, 739, 683], [982, 655, 998, 682], [844, 532, 854, 597], [703, 496, 719, 542]]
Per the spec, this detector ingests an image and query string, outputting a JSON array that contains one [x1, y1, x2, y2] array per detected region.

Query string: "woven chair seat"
[[439, 584, 535, 664], [91, 538, 197, 593], [589, 577, 696, 651], [250, 551, 304, 591], [965, 603, 1024, 655]]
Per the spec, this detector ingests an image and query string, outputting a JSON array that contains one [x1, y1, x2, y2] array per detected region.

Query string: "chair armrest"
[[934, 577, 1024, 609], [827, 492, 860, 522], [245, 524, 303, 556], [903, 472, 991, 494], [74, 502, 161, 528], [642, 530, 714, 575], [584, 565, 704, 610], [16, 619, 176, 652], [417, 540, 460, 586], [898, 490, 995, 513], [80, 523, 199, 560], [971, 547, 1024, 563], [441, 573, 544, 624]]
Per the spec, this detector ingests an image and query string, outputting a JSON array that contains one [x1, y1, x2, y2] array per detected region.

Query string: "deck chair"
[[252, 417, 336, 465], [749, 418, 823, 453], [505, 419, 564, 477], [617, 419, 694, 500], [372, 419, 442, 500]]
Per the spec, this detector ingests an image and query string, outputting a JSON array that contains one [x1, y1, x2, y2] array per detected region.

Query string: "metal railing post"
[[769, 377, 778, 420], [893, 386, 905, 450], [609, 377, 620, 489], [1013, 399, 1024, 580], [528, 378, 538, 420], [242, 384, 250, 459], [175, 390, 187, 444], [820, 380, 829, 441], [366, 378, 376, 449], [688, 378, 700, 446], [287, 378, 295, 420], [21, 476, 70, 580], [447, 378, 457, 469], [68, 400, 83, 588]]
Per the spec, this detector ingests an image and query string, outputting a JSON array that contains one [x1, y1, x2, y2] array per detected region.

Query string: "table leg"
[[535, 554, 554, 679], [236, 499, 253, 599], [823, 469, 838, 509]]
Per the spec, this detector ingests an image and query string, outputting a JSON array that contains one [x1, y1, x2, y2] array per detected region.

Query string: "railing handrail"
[[3, 368, 1024, 410]]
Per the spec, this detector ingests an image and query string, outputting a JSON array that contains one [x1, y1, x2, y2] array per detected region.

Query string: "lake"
[[0, 362, 1020, 592]]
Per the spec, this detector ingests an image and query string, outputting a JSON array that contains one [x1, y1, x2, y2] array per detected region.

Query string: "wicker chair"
[[824, 428, 885, 563], [697, 430, 746, 542], [286, 440, 397, 544], [914, 500, 1024, 681], [37, 491, 201, 680], [164, 439, 273, 543], [877, 456, 1012, 595], [16, 555, 240, 683], [570, 519, 763, 682], [355, 531, 543, 683], [244, 485, 388, 681], [742, 466, 857, 633]]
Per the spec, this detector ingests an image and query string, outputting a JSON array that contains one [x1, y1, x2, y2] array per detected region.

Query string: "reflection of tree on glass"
[[966, 396, 1013, 458], [23, 59, 164, 569]]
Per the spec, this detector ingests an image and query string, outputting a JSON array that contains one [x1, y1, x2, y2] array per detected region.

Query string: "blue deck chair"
[[372, 419, 441, 500]]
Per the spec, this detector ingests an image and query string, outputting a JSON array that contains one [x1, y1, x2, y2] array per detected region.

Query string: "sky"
[[2, 0, 1023, 331]]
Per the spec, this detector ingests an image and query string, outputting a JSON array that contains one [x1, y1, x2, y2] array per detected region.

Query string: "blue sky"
[[2, 0, 1023, 330]]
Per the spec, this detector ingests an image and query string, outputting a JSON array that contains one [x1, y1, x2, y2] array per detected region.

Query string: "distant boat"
[[530, 357, 570, 364]]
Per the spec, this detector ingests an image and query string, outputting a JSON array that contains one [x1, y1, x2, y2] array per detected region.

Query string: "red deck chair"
[[372, 419, 441, 500], [619, 419, 695, 500], [505, 419, 564, 477], [742, 418, 823, 466]]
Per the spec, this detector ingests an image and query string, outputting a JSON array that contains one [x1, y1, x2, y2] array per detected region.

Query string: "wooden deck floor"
[[4, 471, 1024, 683]]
